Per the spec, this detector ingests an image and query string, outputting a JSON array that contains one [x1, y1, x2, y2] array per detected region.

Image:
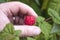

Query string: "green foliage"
[[51, 23, 60, 33], [0, 0, 60, 40], [0, 23, 21, 40], [35, 0, 40, 6], [12, 37, 20, 40], [29, 1, 41, 16], [48, 8, 60, 24], [0, 0, 6, 2], [3, 23, 14, 34], [40, 22, 51, 40], [36, 16, 45, 22], [14, 30, 21, 36], [36, 16, 52, 40], [35, 33, 45, 40], [20, 0, 41, 15], [41, 0, 49, 10], [48, 0, 60, 35], [49, 34, 57, 40], [48, 0, 60, 13], [0, 32, 15, 40], [27, 37, 36, 40]]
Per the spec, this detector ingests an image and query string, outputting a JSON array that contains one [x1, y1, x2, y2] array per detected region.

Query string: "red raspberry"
[[24, 16, 35, 25]]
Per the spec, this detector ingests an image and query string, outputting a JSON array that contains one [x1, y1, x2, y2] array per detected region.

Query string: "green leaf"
[[36, 16, 52, 40], [36, 17, 52, 40], [51, 23, 60, 33], [0, 32, 20, 40], [39, 22, 52, 40], [14, 30, 21, 36], [0, 23, 20, 40], [0, 32, 15, 40], [3, 23, 14, 34], [49, 34, 57, 40], [12, 37, 20, 40], [36, 16, 45, 26], [36, 16, 45, 23], [48, 8, 60, 24], [27, 37, 36, 40], [48, 0, 60, 13], [35, 33, 45, 40]]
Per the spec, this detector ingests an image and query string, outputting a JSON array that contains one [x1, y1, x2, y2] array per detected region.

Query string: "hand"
[[0, 1, 41, 37]]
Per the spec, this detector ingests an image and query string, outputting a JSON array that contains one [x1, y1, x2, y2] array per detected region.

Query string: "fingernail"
[[33, 27, 41, 35]]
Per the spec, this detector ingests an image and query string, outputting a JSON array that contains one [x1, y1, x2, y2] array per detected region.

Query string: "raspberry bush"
[[0, 0, 60, 40]]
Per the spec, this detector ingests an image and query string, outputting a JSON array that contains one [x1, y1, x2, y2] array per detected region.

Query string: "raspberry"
[[24, 16, 35, 25]]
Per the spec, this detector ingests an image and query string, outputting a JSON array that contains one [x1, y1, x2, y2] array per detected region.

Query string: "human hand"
[[0, 2, 41, 37]]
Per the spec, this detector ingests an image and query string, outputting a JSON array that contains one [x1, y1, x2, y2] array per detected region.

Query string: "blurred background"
[[0, 0, 49, 18]]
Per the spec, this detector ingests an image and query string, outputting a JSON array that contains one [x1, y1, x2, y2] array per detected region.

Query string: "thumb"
[[14, 25, 41, 37], [0, 10, 10, 31]]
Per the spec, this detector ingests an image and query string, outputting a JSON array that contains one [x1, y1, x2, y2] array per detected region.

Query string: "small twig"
[[45, 17, 52, 22]]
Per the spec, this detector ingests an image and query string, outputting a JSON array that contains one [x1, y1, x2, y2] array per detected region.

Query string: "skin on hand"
[[0, 1, 41, 37]]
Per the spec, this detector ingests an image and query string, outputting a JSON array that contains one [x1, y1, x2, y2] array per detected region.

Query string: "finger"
[[13, 16, 24, 25], [0, 10, 10, 31], [0, 1, 38, 18], [14, 25, 41, 37], [14, 16, 19, 25]]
